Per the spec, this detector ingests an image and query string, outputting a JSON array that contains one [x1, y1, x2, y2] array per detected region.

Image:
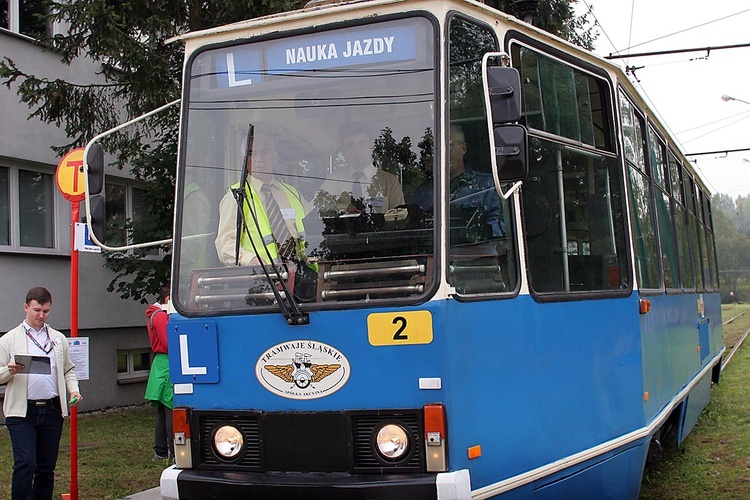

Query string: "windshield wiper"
[[232, 124, 309, 326], [234, 126, 253, 266]]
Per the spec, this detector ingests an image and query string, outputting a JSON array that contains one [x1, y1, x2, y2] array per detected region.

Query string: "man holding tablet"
[[0, 287, 82, 500]]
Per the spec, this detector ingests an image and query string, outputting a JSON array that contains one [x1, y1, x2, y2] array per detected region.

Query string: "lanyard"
[[25, 325, 53, 355]]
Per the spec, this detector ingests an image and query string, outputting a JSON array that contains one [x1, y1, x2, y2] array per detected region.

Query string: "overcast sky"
[[576, 0, 750, 198]]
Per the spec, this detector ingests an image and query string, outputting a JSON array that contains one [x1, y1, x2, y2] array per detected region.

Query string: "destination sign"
[[204, 23, 419, 89], [266, 25, 417, 72]]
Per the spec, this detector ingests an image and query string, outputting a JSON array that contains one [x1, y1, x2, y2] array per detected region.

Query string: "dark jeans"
[[6, 401, 64, 500], [154, 402, 174, 457]]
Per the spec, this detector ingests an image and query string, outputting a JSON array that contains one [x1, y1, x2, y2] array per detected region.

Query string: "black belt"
[[28, 398, 59, 407]]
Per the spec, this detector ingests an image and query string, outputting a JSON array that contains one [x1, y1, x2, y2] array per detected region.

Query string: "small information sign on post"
[[67, 337, 90, 381], [74, 223, 102, 253]]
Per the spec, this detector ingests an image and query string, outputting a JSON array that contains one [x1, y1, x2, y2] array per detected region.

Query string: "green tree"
[[486, 0, 597, 49], [1, 0, 595, 303], [1, 0, 307, 302], [373, 127, 420, 195], [713, 193, 750, 303]]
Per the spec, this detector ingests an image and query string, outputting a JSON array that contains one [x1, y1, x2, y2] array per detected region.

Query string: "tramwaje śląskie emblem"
[[255, 340, 350, 400]]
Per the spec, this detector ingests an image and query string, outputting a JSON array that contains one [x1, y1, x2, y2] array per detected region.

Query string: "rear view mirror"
[[85, 143, 107, 243], [493, 124, 527, 182], [486, 66, 521, 123], [482, 53, 528, 185]]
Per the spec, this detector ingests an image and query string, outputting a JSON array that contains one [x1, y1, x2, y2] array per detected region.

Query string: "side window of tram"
[[513, 46, 627, 294], [620, 93, 659, 289], [702, 193, 719, 290], [648, 128, 679, 289], [693, 183, 710, 291], [669, 153, 696, 290], [683, 168, 702, 290], [447, 16, 518, 295]]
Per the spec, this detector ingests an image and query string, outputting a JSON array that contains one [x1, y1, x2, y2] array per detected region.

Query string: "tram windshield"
[[175, 15, 514, 315], [175, 17, 439, 314]]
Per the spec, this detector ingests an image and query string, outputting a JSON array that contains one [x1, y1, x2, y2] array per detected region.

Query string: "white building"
[[1, 2, 162, 417]]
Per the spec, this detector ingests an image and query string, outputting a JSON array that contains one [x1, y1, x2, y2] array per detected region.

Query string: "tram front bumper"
[[160, 466, 471, 500]]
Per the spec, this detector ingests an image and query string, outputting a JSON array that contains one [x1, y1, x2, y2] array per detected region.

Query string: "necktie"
[[352, 171, 367, 199], [260, 183, 292, 248]]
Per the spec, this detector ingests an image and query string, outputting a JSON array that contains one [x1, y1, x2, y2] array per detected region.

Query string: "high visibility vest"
[[184, 181, 201, 198], [232, 180, 306, 263]]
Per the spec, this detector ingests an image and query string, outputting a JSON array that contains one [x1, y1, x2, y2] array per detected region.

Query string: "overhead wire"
[[579, 0, 620, 58], [631, 80, 722, 194], [676, 109, 750, 135], [623, 8, 750, 52], [682, 113, 750, 145], [626, 0, 636, 67], [583, 0, 744, 194]]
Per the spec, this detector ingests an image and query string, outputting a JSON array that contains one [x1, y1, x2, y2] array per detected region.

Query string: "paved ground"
[[121, 487, 161, 499]]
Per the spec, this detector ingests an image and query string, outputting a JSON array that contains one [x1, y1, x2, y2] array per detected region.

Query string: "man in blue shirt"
[[411, 124, 504, 238]]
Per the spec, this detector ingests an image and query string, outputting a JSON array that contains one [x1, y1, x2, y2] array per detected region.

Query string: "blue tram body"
[[154, 0, 724, 498], [164, 290, 722, 497]]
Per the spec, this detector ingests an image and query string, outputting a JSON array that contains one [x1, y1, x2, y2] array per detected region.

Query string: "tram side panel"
[[640, 292, 723, 433], [441, 293, 646, 494]]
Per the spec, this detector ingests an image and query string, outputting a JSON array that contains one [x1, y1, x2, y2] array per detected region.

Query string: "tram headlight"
[[213, 425, 243, 459], [375, 423, 410, 460]]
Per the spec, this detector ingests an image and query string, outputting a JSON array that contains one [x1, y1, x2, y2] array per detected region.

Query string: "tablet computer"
[[14, 354, 52, 375]]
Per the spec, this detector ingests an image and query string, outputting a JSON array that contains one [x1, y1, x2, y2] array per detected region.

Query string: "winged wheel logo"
[[255, 341, 350, 400], [265, 353, 342, 389]]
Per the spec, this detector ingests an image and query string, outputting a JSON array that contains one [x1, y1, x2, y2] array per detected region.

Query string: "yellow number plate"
[[367, 311, 433, 346]]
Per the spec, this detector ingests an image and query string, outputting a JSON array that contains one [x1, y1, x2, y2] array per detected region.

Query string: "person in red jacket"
[[144, 285, 173, 460]]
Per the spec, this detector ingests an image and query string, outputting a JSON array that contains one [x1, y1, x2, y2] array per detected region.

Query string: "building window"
[[0, 0, 48, 38], [19, 169, 54, 248], [0, 165, 56, 251], [0, 167, 9, 246], [117, 348, 152, 383]]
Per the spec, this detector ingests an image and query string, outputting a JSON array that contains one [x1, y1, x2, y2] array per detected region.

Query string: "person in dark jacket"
[[144, 285, 173, 460]]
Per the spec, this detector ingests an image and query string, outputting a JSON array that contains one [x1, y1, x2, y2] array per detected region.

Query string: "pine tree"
[[1, 0, 596, 303]]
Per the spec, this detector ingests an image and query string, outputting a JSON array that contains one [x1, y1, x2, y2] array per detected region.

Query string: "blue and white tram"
[[157, 1, 723, 498]]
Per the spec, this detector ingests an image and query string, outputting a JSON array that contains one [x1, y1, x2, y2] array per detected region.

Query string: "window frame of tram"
[[175, 15, 442, 315], [447, 14, 519, 297], [619, 90, 661, 292], [702, 193, 720, 290], [684, 172, 704, 291], [510, 41, 629, 298], [648, 126, 681, 292], [668, 152, 696, 292], [697, 184, 714, 291]]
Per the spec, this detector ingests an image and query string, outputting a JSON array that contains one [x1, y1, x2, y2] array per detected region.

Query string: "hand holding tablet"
[[13, 354, 52, 375]]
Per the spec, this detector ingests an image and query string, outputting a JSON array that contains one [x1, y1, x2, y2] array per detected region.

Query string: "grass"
[[1, 305, 749, 499], [639, 304, 750, 499], [0, 404, 162, 499]]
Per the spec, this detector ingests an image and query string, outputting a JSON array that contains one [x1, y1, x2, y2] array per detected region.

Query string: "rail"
[[722, 323, 750, 372]]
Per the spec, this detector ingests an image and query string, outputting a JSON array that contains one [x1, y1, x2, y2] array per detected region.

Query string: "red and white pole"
[[56, 148, 85, 500], [69, 200, 79, 500]]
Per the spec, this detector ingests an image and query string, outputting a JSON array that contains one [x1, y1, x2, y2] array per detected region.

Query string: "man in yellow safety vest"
[[214, 134, 310, 266]]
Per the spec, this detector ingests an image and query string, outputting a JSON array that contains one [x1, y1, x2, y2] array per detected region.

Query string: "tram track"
[[721, 311, 749, 371]]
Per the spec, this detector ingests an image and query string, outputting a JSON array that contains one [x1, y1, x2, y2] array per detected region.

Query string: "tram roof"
[[166, 0, 712, 193], [168, 0, 570, 49]]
